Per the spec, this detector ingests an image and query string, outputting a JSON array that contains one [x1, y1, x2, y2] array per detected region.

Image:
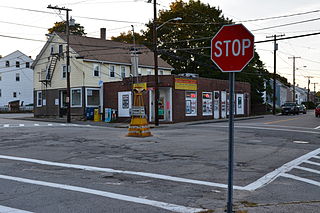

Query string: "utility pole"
[[266, 34, 284, 115], [48, 5, 72, 123], [288, 56, 301, 103], [305, 76, 313, 102], [312, 82, 318, 103], [148, 0, 159, 126]]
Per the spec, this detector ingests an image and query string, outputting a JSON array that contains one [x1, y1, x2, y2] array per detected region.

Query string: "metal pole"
[[66, 10, 71, 123], [47, 5, 72, 123], [227, 72, 235, 213], [153, 0, 159, 126], [293, 57, 296, 103], [273, 35, 276, 115]]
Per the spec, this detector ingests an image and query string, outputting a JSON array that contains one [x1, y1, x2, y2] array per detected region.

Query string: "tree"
[[112, 0, 287, 109], [48, 21, 86, 36], [111, 31, 146, 44]]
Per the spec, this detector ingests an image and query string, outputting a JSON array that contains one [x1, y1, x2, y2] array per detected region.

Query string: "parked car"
[[281, 102, 300, 115], [298, 104, 307, 114], [315, 104, 320, 117]]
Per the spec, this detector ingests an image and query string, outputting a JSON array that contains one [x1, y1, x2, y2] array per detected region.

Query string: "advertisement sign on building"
[[185, 91, 197, 116], [202, 92, 212, 116], [175, 78, 197, 91]]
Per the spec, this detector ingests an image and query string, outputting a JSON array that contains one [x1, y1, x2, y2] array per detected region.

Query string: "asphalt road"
[[0, 112, 319, 213]]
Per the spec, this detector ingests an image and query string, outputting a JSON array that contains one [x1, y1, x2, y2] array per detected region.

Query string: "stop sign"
[[211, 24, 254, 72]]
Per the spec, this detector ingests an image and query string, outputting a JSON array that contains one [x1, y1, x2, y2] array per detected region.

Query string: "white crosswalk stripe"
[[278, 150, 320, 187], [0, 123, 87, 128]]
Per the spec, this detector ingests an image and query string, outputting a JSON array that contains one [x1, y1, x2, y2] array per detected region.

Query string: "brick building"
[[104, 75, 251, 123]]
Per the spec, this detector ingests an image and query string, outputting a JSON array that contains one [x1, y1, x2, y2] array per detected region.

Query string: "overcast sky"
[[0, 0, 320, 89]]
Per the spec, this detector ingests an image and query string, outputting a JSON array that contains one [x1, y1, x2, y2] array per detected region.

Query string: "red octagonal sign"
[[211, 24, 254, 72]]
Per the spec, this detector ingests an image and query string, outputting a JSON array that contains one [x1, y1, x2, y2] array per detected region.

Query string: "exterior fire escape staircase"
[[39, 54, 59, 87]]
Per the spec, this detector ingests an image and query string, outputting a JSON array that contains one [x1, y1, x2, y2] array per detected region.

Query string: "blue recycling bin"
[[86, 107, 95, 120]]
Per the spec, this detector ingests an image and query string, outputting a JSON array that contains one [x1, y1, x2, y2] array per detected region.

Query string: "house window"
[[0, 89, 2, 97], [26, 62, 30, 68], [50, 45, 54, 55], [159, 70, 164, 75], [121, 66, 126, 78], [16, 73, 20, 81], [16, 61, 20, 68], [110, 65, 115, 78], [86, 88, 100, 107], [37, 91, 42, 107], [5, 61, 9, 67], [71, 88, 82, 107], [147, 69, 152, 75], [59, 45, 63, 55], [13, 92, 17, 98], [138, 68, 142, 76], [62, 65, 67, 79], [93, 64, 100, 77]]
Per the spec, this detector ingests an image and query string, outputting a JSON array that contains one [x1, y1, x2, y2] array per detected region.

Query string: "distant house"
[[263, 79, 291, 108], [295, 86, 308, 104], [32, 29, 173, 118], [0, 50, 33, 107]]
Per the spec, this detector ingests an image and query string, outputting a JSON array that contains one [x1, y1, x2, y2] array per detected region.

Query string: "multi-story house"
[[32, 29, 173, 118], [0, 50, 33, 107]]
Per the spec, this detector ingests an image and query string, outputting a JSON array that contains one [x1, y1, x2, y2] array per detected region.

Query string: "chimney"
[[100, 28, 106, 40]]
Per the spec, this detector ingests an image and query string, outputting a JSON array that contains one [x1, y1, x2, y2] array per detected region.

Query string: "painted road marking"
[[315, 126, 320, 129], [305, 160, 320, 167], [313, 156, 320, 159], [244, 148, 320, 191], [281, 173, 320, 187], [34, 124, 39, 126], [212, 125, 320, 135], [3, 124, 9, 127], [0, 123, 86, 128], [0, 205, 34, 213], [0, 174, 205, 213], [294, 166, 320, 175], [19, 124, 25, 127], [293, 141, 309, 144], [0, 154, 245, 190], [1, 149, 320, 192], [47, 124, 53, 126], [264, 117, 301, 125]]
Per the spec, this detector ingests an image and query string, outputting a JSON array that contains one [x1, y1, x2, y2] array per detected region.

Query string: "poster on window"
[[122, 94, 129, 109], [221, 91, 226, 118], [118, 91, 132, 117], [202, 92, 212, 116], [185, 91, 197, 116], [236, 94, 244, 115], [213, 91, 220, 119]]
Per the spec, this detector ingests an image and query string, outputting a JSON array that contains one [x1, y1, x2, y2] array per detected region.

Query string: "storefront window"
[[185, 91, 197, 116], [86, 88, 100, 106], [202, 92, 212, 116], [71, 88, 82, 107]]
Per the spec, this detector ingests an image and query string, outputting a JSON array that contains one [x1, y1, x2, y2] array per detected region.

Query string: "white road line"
[[213, 125, 320, 134], [0, 154, 245, 190], [243, 148, 320, 191], [3, 124, 9, 127], [313, 156, 320, 159], [47, 124, 53, 126], [294, 166, 320, 175], [314, 126, 320, 129], [34, 124, 40, 126], [281, 173, 320, 187], [305, 160, 320, 167], [0, 205, 34, 213], [0, 174, 205, 213], [19, 124, 25, 127]]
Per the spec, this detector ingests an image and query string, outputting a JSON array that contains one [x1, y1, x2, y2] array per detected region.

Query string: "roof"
[[57, 33, 173, 70]]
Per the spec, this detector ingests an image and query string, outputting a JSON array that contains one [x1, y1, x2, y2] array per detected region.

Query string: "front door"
[[59, 90, 67, 117]]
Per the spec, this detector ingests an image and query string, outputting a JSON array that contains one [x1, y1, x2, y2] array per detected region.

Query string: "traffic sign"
[[211, 24, 254, 72]]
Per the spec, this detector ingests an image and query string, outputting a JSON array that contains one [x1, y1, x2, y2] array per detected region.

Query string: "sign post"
[[211, 24, 254, 213]]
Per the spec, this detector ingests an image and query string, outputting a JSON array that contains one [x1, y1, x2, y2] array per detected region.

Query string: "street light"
[[152, 4, 182, 126], [156, 17, 182, 30]]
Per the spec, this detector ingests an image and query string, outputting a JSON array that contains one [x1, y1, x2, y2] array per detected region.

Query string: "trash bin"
[[86, 107, 94, 120], [94, 108, 101, 122]]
